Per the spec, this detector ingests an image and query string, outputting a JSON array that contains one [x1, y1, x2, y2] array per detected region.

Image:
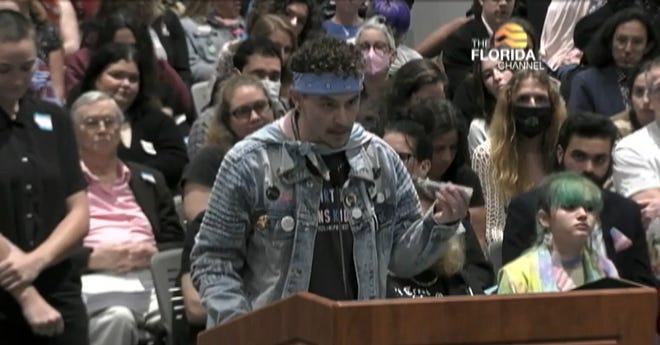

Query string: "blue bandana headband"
[[292, 72, 364, 95]]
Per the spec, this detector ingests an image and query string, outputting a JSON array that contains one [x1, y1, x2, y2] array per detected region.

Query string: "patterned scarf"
[[537, 244, 618, 292]]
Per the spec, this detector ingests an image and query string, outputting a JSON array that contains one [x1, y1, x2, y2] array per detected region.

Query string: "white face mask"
[[261, 79, 281, 101]]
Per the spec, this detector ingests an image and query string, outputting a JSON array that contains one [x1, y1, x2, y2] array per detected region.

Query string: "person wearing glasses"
[[390, 99, 486, 248], [178, 73, 275, 331], [67, 42, 188, 191], [353, 15, 395, 104], [0, 10, 90, 344], [69, 91, 184, 345]]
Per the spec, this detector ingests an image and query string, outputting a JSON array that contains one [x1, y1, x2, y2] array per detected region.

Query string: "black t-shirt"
[[448, 165, 485, 208], [181, 145, 226, 189], [307, 153, 358, 300], [0, 97, 87, 320]]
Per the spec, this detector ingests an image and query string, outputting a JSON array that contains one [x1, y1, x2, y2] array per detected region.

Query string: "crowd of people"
[[1, 0, 660, 344]]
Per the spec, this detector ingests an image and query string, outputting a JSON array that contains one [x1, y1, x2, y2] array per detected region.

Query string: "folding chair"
[[150, 248, 184, 345], [191, 81, 210, 116]]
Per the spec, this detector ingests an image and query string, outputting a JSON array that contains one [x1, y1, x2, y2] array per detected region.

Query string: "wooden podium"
[[198, 287, 657, 345]]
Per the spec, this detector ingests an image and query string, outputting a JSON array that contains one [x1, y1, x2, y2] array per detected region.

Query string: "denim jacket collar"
[[248, 116, 379, 185]]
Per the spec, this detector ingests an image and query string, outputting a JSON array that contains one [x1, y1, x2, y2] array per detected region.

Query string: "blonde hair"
[[489, 70, 566, 200], [434, 234, 466, 276]]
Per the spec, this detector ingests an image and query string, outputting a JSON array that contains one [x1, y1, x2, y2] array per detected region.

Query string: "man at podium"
[[190, 36, 471, 326]]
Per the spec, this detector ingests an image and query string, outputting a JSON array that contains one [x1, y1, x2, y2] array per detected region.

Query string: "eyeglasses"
[[230, 99, 271, 120], [396, 152, 414, 162], [80, 116, 120, 131], [357, 42, 390, 54]]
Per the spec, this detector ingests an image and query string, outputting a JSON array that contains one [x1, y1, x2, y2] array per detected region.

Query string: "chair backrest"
[[150, 248, 184, 345], [191, 81, 211, 116]]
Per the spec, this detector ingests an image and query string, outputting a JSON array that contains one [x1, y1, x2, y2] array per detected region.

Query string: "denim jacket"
[[190, 120, 462, 326]]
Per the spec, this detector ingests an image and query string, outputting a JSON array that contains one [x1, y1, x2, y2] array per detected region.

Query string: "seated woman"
[[473, 69, 566, 249], [365, 0, 421, 76], [612, 61, 656, 137], [68, 42, 188, 190], [454, 17, 539, 144], [497, 172, 618, 293], [569, 8, 659, 116], [182, 74, 275, 223], [383, 119, 493, 297], [66, 12, 193, 127], [453, 52, 513, 157], [354, 15, 396, 104], [397, 99, 487, 248]]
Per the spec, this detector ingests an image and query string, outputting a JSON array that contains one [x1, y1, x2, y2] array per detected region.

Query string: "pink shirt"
[[82, 161, 156, 248]]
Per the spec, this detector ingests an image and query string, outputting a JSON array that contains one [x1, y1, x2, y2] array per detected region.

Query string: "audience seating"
[[150, 248, 185, 345]]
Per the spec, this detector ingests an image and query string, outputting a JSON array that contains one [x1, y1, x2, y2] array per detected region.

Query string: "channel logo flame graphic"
[[493, 23, 529, 49]]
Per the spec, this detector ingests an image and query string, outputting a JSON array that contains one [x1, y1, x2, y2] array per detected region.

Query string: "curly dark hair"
[[402, 99, 468, 182], [289, 36, 363, 76], [584, 7, 659, 68]]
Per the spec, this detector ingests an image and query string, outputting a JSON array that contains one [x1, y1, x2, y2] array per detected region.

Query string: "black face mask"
[[512, 105, 553, 138]]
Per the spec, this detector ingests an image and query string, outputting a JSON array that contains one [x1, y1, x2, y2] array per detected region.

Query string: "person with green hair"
[[497, 172, 619, 293]]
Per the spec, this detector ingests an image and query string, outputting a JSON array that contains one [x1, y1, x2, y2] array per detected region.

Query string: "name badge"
[[33, 112, 53, 131], [197, 25, 212, 34], [140, 172, 156, 184], [140, 140, 157, 155], [174, 114, 186, 125]]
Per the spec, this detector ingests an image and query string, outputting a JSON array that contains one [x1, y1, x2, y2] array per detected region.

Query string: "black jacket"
[[502, 188, 657, 287]]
